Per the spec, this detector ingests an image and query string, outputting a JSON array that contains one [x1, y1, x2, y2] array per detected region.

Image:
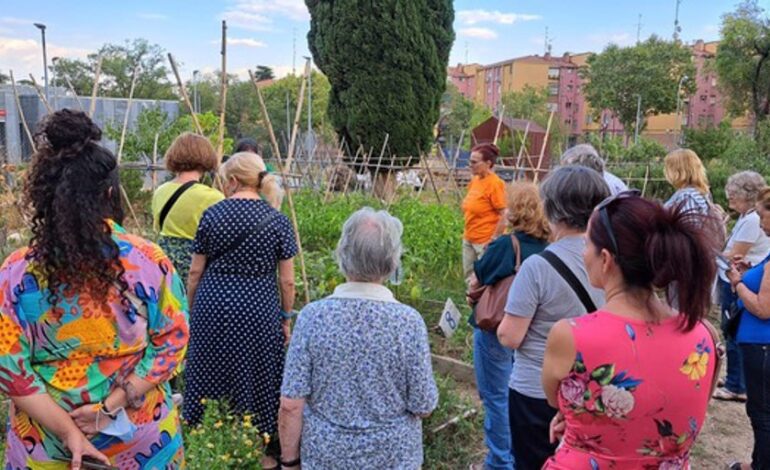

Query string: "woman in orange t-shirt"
[[461, 143, 507, 281]]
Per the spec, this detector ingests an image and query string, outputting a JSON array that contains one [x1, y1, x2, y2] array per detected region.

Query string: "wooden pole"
[[493, 105, 506, 146], [249, 69, 311, 304], [286, 58, 311, 170], [641, 164, 650, 196], [341, 146, 363, 199], [89, 55, 103, 119], [322, 137, 346, 203], [62, 73, 85, 111], [370, 134, 389, 197], [421, 152, 442, 204], [120, 184, 142, 231], [216, 20, 228, 159], [117, 64, 140, 164], [168, 53, 204, 135], [151, 133, 160, 192], [514, 123, 530, 180], [533, 111, 555, 183], [28, 74, 53, 114], [436, 142, 462, 203], [9, 70, 36, 154]]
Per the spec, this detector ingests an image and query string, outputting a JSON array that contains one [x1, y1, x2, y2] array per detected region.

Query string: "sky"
[[0, 0, 764, 84]]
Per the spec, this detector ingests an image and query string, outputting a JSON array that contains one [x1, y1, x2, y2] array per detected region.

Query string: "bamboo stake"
[[168, 53, 203, 135], [493, 105, 506, 146], [116, 64, 140, 164], [216, 20, 228, 159], [62, 73, 85, 111], [436, 142, 462, 203], [28, 74, 53, 114], [119, 185, 142, 231], [249, 69, 311, 304], [9, 71, 36, 154], [151, 133, 160, 192], [322, 137, 346, 202], [431, 408, 478, 434], [354, 148, 374, 193], [370, 134, 389, 197], [421, 152, 442, 204], [89, 55, 103, 118], [513, 123, 530, 180], [286, 58, 311, 170], [533, 111, 555, 183], [341, 146, 363, 199], [641, 164, 650, 196]]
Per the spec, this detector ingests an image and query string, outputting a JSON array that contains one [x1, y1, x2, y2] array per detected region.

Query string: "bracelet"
[[280, 310, 296, 320], [279, 457, 301, 467], [117, 377, 144, 409]]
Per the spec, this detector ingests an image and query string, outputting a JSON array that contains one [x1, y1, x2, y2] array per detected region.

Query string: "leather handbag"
[[473, 235, 522, 331]]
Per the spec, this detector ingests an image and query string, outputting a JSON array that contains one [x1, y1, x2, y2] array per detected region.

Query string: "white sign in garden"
[[438, 297, 462, 338]]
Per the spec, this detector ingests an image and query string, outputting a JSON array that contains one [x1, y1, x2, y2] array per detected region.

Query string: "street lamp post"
[[33, 23, 49, 103], [675, 75, 688, 146], [51, 56, 59, 110]]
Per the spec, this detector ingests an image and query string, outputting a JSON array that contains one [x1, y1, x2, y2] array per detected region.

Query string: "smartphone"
[[53, 455, 118, 470], [716, 254, 731, 271]]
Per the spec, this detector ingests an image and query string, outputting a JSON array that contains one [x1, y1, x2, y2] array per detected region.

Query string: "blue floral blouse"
[[281, 282, 438, 469]]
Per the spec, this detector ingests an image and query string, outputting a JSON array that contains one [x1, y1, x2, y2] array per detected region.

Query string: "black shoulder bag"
[[158, 181, 198, 230], [538, 250, 598, 313]]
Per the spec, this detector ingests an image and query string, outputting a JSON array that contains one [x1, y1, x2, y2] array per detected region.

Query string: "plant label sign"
[[439, 297, 461, 338]]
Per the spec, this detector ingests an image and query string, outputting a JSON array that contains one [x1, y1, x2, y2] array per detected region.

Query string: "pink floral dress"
[[544, 311, 716, 470]]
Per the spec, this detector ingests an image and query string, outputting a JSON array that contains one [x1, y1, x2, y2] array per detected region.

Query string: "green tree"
[[254, 66, 274, 81], [582, 36, 696, 136], [500, 85, 551, 124], [441, 83, 474, 147], [48, 39, 175, 100], [306, 0, 454, 168], [715, 0, 770, 135]]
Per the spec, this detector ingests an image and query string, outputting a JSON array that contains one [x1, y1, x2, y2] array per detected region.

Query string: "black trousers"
[[741, 344, 770, 470], [509, 388, 558, 470]]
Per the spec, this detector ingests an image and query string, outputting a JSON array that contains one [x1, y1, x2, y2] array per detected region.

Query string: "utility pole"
[[636, 14, 643, 44], [674, 0, 683, 42], [544, 27, 549, 55]]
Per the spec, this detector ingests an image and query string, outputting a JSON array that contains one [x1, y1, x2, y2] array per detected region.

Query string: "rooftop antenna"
[[674, 0, 682, 42], [544, 26, 549, 55], [636, 13, 643, 44], [292, 28, 297, 75], [465, 41, 469, 64]]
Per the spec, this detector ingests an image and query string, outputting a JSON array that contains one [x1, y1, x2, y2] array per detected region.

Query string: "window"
[[549, 84, 559, 95], [572, 120, 578, 130], [700, 95, 707, 102], [709, 95, 717, 105], [711, 77, 717, 87], [567, 84, 573, 92], [585, 114, 594, 125], [548, 67, 560, 79], [547, 102, 558, 112], [487, 86, 491, 95], [565, 102, 572, 109]]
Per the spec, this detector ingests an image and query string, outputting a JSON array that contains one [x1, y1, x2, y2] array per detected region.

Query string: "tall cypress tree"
[[306, 0, 454, 170]]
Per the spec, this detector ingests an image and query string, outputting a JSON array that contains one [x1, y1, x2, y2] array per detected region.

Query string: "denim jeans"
[[741, 343, 770, 469], [473, 328, 514, 470], [719, 278, 746, 394]]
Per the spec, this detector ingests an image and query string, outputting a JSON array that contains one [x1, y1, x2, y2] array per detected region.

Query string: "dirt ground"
[[692, 399, 754, 469]]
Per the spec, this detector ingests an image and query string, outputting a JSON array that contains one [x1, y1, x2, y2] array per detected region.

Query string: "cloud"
[[225, 38, 267, 48], [222, 0, 309, 31], [137, 13, 167, 21], [702, 24, 719, 35], [457, 10, 541, 26], [0, 36, 90, 81], [0, 17, 36, 25], [459, 27, 498, 40]]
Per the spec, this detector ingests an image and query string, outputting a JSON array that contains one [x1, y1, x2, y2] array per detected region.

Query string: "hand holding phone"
[[53, 455, 118, 470]]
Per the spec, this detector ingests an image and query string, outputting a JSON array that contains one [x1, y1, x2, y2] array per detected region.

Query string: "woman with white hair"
[[714, 171, 770, 402], [183, 152, 295, 469], [279, 208, 438, 470]]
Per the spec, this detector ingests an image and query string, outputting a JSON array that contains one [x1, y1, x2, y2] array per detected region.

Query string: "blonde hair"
[[165, 132, 218, 173], [758, 187, 770, 212], [506, 181, 551, 241], [220, 152, 284, 209], [664, 148, 709, 195]]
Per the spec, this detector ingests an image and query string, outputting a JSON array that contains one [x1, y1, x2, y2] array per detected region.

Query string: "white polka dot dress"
[[182, 198, 298, 436]]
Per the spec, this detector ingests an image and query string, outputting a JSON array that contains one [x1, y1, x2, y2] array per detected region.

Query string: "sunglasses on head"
[[596, 189, 642, 257]]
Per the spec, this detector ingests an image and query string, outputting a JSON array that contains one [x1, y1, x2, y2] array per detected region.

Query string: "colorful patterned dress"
[[544, 311, 717, 470], [0, 220, 189, 469]]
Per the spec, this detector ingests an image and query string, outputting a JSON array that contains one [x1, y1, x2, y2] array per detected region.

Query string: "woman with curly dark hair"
[[0, 109, 189, 469]]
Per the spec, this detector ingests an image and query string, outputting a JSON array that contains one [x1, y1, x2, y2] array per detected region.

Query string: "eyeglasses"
[[595, 189, 642, 257]]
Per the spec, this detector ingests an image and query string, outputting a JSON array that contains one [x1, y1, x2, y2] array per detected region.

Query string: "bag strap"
[[510, 234, 522, 272], [701, 318, 725, 399], [159, 181, 197, 231], [538, 250, 597, 313], [213, 210, 279, 263]]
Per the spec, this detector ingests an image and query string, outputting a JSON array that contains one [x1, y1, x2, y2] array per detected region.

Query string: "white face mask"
[[100, 408, 137, 442]]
